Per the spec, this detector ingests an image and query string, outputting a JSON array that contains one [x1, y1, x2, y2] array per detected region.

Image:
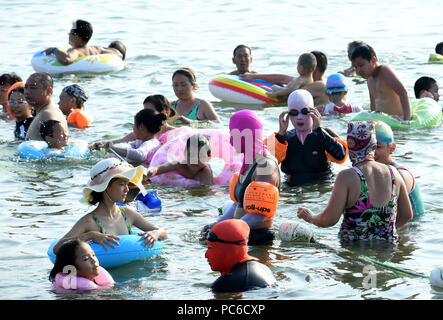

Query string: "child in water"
[[351, 44, 412, 122], [8, 84, 34, 139], [171, 68, 221, 124], [340, 40, 367, 77], [49, 239, 114, 290], [374, 121, 425, 217], [145, 133, 214, 185], [40, 119, 70, 150], [104, 109, 167, 166], [58, 84, 93, 129], [413, 76, 439, 102], [318, 73, 362, 114], [243, 52, 317, 100]]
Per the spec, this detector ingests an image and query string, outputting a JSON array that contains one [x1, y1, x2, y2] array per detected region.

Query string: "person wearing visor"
[[44, 19, 126, 65], [205, 219, 276, 293], [265, 89, 348, 186]]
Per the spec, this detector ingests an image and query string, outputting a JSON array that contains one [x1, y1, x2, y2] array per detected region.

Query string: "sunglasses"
[[206, 231, 247, 245], [288, 108, 310, 116]]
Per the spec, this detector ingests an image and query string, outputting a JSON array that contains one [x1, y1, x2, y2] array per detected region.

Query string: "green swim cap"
[[375, 121, 394, 143]]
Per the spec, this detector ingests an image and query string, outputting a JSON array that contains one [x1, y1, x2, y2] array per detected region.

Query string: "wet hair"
[[351, 44, 377, 62], [109, 41, 126, 60], [134, 108, 167, 134], [414, 76, 437, 98], [0, 73, 22, 86], [73, 19, 93, 43], [172, 68, 197, 86], [298, 52, 317, 73], [233, 44, 252, 57], [185, 134, 211, 157], [49, 239, 83, 282], [347, 40, 367, 55], [8, 85, 25, 100], [28, 72, 54, 90], [143, 94, 175, 118], [435, 42, 443, 55], [310, 50, 327, 74], [40, 119, 61, 140]]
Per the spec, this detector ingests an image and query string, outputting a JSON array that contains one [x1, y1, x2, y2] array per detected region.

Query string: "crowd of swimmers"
[[0, 18, 441, 293]]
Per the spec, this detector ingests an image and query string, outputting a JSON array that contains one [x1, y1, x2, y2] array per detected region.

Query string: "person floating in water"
[[44, 19, 126, 65]]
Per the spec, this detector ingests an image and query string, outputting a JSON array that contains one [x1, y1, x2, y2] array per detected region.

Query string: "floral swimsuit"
[[339, 166, 398, 241]]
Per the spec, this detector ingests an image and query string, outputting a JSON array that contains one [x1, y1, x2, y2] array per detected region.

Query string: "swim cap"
[[375, 121, 394, 144], [326, 73, 348, 94], [229, 110, 267, 174], [287, 89, 314, 110], [205, 219, 258, 275], [63, 84, 88, 103], [347, 121, 377, 165]]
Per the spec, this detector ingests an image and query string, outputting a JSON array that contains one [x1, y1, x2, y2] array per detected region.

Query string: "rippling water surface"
[[0, 0, 442, 300]]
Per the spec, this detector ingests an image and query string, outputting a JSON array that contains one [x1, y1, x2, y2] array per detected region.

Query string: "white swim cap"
[[287, 89, 314, 111]]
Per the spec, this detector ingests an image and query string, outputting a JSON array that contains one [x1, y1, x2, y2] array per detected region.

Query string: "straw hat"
[[83, 158, 146, 203]]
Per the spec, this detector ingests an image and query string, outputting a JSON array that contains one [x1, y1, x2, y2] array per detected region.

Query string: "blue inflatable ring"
[[47, 234, 163, 268]]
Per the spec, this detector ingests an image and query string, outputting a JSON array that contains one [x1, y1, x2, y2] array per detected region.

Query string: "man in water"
[[229, 45, 256, 75], [44, 19, 126, 65]]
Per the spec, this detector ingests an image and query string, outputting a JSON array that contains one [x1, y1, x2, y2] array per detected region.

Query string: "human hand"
[[297, 207, 314, 224], [309, 107, 322, 129], [44, 47, 55, 55], [175, 115, 193, 125], [138, 230, 159, 247], [278, 111, 290, 136], [145, 167, 157, 179], [87, 231, 120, 251], [89, 141, 105, 150]]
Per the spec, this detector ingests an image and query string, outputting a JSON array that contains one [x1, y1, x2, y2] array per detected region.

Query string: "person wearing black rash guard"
[[265, 89, 348, 186], [205, 219, 276, 293]]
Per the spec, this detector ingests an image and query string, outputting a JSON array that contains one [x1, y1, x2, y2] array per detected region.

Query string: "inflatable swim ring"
[[208, 75, 281, 104], [149, 128, 243, 186], [31, 48, 124, 75], [48, 235, 163, 268], [53, 266, 114, 291], [18, 140, 90, 160], [350, 98, 442, 129], [429, 53, 443, 64]]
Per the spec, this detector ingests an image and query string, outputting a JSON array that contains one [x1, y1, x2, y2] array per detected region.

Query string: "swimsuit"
[[339, 166, 398, 241], [92, 206, 132, 235], [393, 164, 425, 217], [320, 102, 362, 114], [171, 100, 202, 121], [14, 117, 34, 140]]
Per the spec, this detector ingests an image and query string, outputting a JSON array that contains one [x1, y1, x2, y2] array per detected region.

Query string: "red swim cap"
[[205, 219, 258, 275]]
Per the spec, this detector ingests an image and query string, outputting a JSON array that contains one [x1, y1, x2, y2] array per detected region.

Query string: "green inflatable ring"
[[429, 53, 443, 64], [351, 98, 442, 129]]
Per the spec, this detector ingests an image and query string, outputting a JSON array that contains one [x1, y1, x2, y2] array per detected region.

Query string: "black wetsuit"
[[277, 127, 346, 186], [211, 260, 277, 293]]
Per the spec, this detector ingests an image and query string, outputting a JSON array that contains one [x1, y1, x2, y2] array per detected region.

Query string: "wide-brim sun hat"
[[83, 158, 147, 203]]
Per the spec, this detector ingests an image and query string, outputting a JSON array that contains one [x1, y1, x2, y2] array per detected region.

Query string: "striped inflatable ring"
[[208, 75, 281, 104]]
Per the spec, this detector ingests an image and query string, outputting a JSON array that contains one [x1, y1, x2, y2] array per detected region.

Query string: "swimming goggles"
[[288, 108, 310, 116], [206, 231, 248, 245]]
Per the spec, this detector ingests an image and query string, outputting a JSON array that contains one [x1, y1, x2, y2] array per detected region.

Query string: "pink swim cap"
[[287, 89, 314, 111]]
